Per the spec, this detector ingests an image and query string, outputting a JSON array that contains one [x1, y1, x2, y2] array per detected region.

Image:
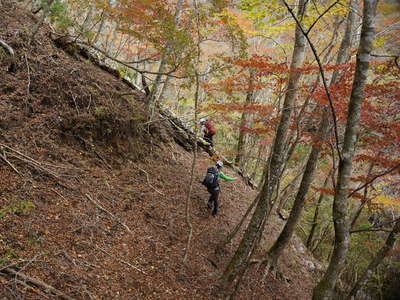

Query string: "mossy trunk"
[[313, 1, 379, 299], [219, 0, 308, 294], [267, 0, 356, 268], [267, 115, 329, 264], [348, 220, 400, 298]]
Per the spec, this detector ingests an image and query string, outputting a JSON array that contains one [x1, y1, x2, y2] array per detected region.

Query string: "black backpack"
[[202, 166, 219, 188]]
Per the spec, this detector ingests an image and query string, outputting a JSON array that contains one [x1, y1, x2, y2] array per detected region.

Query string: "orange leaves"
[[312, 186, 335, 197], [98, 0, 181, 49], [203, 75, 271, 94], [218, 54, 287, 74], [355, 155, 400, 170], [209, 103, 274, 115]]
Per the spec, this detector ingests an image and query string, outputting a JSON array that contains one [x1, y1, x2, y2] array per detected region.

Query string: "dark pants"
[[204, 134, 214, 147], [208, 189, 220, 216]]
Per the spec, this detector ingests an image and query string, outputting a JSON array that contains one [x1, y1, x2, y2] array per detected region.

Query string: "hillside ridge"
[[1, 1, 320, 299]]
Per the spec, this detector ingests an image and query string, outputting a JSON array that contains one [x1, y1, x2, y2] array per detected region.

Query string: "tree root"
[[259, 257, 290, 286]]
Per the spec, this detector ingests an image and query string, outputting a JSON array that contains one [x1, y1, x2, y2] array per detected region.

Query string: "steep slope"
[[1, 1, 320, 299]]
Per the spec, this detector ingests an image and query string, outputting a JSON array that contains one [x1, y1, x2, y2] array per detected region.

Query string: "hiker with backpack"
[[202, 160, 236, 216], [199, 118, 216, 147]]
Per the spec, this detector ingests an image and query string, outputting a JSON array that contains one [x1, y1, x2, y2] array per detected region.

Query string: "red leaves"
[[209, 103, 273, 115]]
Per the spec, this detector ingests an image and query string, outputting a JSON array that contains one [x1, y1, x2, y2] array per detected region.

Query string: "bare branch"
[[371, 53, 400, 70], [132, 166, 164, 195], [0, 268, 74, 299], [350, 228, 392, 234], [85, 193, 132, 233], [306, 1, 341, 34], [348, 163, 400, 198], [0, 151, 22, 176], [282, 0, 342, 161], [90, 243, 146, 275], [77, 41, 185, 78]]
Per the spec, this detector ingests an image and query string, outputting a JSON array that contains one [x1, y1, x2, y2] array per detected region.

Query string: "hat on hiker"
[[216, 160, 223, 168]]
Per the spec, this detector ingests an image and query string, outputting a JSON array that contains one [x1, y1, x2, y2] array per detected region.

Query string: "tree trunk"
[[183, 72, 200, 263], [30, 0, 55, 42], [147, 0, 184, 113], [306, 169, 333, 249], [348, 219, 400, 299], [222, 194, 260, 247], [350, 162, 374, 229], [313, 1, 379, 299], [251, 142, 265, 181], [235, 69, 255, 167], [275, 164, 305, 216], [92, 11, 105, 44], [267, 114, 329, 267], [266, 0, 356, 269], [219, 0, 308, 294]]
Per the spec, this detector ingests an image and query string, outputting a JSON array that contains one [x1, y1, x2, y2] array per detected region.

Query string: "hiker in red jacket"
[[200, 118, 216, 147]]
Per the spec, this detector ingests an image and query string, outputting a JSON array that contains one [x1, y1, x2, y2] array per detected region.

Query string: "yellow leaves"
[[378, 0, 400, 15], [373, 36, 388, 49], [369, 183, 400, 207], [374, 195, 400, 207]]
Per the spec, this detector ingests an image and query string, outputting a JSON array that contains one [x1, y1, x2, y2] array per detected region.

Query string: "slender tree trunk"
[[276, 164, 305, 215], [235, 69, 255, 167], [306, 168, 333, 249], [350, 162, 374, 229], [183, 72, 200, 263], [312, 223, 331, 255], [348, 220, 400, 299], [148, 0, 184, 113], [267, 115, 329, 267], [266, 0, 356, 270], [30, 0, 55, 42], [92, 12, 105, 44], [80, 5, 94, 33], [156, 75, 171, 104], [313, 1, 379, 299], [183, 0, 201, 262], [251, 143, 265, 181], [219, 0, 308, 294], [223, 194, 260, 247]]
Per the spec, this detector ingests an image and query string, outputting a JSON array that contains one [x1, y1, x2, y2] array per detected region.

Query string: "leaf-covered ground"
[[0, 1, 320, 298]]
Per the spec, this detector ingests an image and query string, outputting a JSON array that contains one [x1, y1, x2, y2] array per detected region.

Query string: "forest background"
[[2, 0, 400, 299]]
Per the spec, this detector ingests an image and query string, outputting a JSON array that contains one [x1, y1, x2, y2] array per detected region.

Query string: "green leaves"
[[0, 199, 35, 219]]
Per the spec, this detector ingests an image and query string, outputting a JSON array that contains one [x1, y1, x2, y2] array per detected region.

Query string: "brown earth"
[[0, 1, 320, 299]]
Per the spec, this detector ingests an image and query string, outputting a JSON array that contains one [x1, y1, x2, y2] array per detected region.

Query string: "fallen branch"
[[132, 166, 164, 195], [0, 151, 22, 176], [7, 152, 60, 178], [0, 144, 77, 180], [0, 39, 15, 56], [51, 188, 67, 201], [90, 243, 146, 275], [51, 32, 258, 191], [85, 193, 132, 233], [76, 136, 112, 170], [0, 267, 74, 300], [25, 54, 31, 101], [0, 39, 16, 72], [14, 278, 51, 298]]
